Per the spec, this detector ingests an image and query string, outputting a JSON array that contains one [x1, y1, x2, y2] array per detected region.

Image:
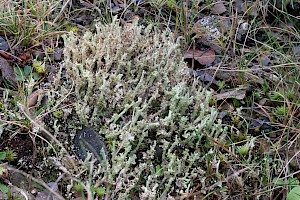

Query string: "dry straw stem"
[[17, 103, 71, 158], [0, 0, 65, 47], [3, 165, 65, 200]]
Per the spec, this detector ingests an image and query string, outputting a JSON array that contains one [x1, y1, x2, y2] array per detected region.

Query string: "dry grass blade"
[[3, 165, 65, 200]]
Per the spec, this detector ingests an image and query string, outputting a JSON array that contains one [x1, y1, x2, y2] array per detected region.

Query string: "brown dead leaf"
[[27, 90, 42, 108], [214, 88, 246, 100], [17, 52, 31, 66], [292, 46, 300, 56], [235, 0, 258, 16], [184, 48, 215, 65], [0, 56, 16, 84], [212, 2, 227, 14]]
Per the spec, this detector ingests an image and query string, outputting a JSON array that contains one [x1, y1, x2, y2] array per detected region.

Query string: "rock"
[[74, 127, 108, 163], [35, 182, 59, 200], [54, 48, 63, 61], [0, 36, 9, 51]]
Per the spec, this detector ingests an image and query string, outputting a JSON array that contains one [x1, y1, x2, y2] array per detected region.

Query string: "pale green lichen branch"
[[49, 17, 227, 199]]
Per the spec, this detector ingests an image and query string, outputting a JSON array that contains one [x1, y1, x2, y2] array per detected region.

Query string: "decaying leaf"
[[214, 88, 246, 100], [248, 116, 271, 132], [0, 56, 16, 84], [212, 1, 227, 14], [235, 0, 258, 16], [184, 48, 215, 65], [191, 69, 218, 84], [27, 89, 43, 108], [292, 46, 300, 56], [205, 67, 264, 85]]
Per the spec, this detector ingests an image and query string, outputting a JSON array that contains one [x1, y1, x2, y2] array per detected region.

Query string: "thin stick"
[[4, 165, 65, 200]]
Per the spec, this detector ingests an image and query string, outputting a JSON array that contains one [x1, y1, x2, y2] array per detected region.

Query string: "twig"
[[17, 103, 70, 157], [53, 0, 72, 23], [4, 165, 65, 200], [177, 167, 250, 199]]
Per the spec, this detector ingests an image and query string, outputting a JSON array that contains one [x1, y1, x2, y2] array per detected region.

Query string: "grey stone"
[[0, 36, 9, 51], [74, 127, 109, 163]]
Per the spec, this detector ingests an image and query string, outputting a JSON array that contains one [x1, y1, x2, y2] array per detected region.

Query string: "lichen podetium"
[[49, 17, 227, 199]]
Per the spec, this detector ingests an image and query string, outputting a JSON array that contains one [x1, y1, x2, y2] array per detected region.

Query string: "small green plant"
[[32, 59, 46, 74], [4, 149, 17, 162], [148, 0, 170, 10], [274, 105, 288, 121], [74, 183, 84, 197], [275, 177, 300, 199], [52, 110, 63, 118], [216, 81, 225, 91], [151, 165, 163, 177], [0, 151, 6, 161], [285, 89, 296, 102], [287, 187, 300, 200], [14, 65, 40, 82], [236, 144, 250, 156], [0, 149, 17, 163], [231, 114, 240, 125], [269, 91, 284, 101], [232, 98, 241, 107], [95, 187, 106, 197], [262, 82, 270, 94], [65, 24, 79, 33], [253, 91, 262, 100], [165, 0, 177, 11], [0, 149, 17, 195], [0, 181, 8, 196]]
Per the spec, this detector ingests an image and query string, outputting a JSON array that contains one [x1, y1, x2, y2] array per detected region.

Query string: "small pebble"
[[0, 36, 9, 51], [240, 22, 249, 31], [111, 6, 121, 13], [54, 48, 63, 61], [74, 127, 109, 163]]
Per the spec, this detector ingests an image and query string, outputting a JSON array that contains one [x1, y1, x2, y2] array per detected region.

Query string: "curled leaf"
[[184, 48, 215, 65], [0, 57, 16, 84], [27, 89, 42, 108], [212, 2, 227, 14], [214, 88, 246, 100]]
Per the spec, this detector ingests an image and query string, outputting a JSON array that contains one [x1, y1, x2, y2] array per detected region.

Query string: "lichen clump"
[[53, 18, 226, 199]]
